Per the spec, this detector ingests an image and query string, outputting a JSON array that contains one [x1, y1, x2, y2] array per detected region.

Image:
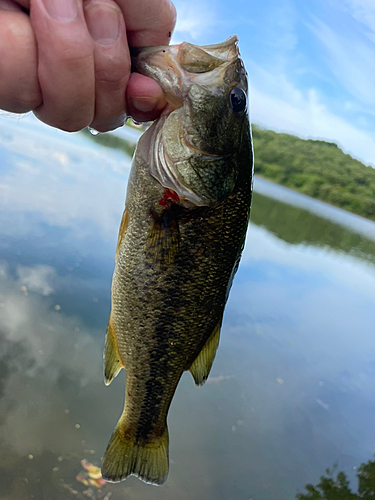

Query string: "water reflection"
[[0, 262, 106, 499], [0, 115, 130, 244], [251, 190, 375, 266], [297, 456, 375, 499], [0, 115, 375, 499]]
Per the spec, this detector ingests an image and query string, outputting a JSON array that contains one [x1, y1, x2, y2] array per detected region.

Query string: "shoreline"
[[254, 174, 375, 224]]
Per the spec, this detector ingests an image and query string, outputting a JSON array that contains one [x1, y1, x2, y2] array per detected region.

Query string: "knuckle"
[[12, 94, 42, 113], [0, 89, 41, 113], [48, 38, 93, 72], [95, 68, 128, 92], [4, 17, 31, 43]]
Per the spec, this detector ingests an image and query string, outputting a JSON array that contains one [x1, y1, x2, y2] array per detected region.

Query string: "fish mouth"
[[131, 35, 240, 109]]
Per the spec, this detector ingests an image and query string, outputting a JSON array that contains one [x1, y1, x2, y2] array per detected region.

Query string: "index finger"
[[17, 0, 177, 46], [115, 0, 176, 46]]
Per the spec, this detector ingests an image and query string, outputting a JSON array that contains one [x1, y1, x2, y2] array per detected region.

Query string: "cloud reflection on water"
[[0, 115, 375, 499], [0, 115, 130, 241]]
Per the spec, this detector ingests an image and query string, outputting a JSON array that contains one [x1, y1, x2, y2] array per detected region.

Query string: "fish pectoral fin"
[[104, 320, 124, 386], [102, 422, 169, 485], [115, 207, 129, 262], [148, 206, 180, 265], [189, 320, 221, 386]]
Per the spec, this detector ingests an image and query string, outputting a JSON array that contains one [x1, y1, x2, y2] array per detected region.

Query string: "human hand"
[[0, 0, 176, 132]]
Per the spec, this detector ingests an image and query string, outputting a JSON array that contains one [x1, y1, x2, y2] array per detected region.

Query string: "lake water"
[[0, 115, 375, 500]]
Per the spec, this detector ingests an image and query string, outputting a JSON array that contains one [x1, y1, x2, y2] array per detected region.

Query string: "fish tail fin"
[[101, 420, 169, 485]]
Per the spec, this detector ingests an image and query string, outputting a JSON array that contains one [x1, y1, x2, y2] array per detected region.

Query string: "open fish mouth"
[[131, 35, 240, 109]]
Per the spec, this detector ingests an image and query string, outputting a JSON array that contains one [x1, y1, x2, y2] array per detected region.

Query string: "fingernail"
[[131, 96, 158, 113], [43, 0, 78, 22], [85, 4, 120, 45]]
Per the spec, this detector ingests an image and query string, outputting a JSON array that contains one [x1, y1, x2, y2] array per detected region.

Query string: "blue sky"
[[172, 0, 375, 167]]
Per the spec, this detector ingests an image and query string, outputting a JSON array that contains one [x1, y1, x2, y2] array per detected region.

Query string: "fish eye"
[[229, 87, 247, 113]]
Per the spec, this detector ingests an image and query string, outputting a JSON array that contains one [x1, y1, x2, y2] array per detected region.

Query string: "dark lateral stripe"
[[135, 322, 170, 441]]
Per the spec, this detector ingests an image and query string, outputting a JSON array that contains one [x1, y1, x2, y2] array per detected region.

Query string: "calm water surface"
[[0, 115, 375, 500]]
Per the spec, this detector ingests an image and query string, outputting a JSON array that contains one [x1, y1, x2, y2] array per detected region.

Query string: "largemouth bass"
[[101, 35, 253, 485]]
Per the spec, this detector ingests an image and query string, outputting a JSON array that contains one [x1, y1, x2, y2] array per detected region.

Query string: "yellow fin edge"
[[189, 320, 221, 386], [104, 319, 123, 386], [102, 423, 169, 485], [115, 207, 129, 262]]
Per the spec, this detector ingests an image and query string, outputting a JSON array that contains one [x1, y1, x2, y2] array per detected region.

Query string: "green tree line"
[[296, 457, 375, 499], [252, 126, 375, 221]]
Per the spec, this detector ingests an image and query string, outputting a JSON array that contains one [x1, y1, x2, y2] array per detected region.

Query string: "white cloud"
[[0, 264, 103, 456], [308, 17, 375, 107], [206, 375, 234, 384], [265, 1, 298, 53], [345, 0, 375, 42], [0, 114, 131, 238], [16, 265, 56, 296], [247, 60, 375, 167], [172, 0, 219, 42], [0, 264, 101, 376]]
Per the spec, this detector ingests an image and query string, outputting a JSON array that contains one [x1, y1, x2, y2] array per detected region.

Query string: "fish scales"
[[102, 35, 253, 485]]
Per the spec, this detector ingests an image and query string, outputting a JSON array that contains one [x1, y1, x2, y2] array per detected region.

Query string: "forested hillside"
[[252, 126, 375, 221]]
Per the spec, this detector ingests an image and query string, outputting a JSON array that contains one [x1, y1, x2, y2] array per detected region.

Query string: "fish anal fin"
[[104, 319, 123, 386], [115, 207, 129, 262], [102, 421, 169, 485], [189, 320, 221, 386]]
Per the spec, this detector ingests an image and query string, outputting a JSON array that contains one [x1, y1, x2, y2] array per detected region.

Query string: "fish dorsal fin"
[[115, 207, 129, 262], [104, 319, 124, 386], [189, 320, 221, 386]]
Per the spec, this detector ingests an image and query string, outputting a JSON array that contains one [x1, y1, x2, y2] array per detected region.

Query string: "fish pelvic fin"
[[101, 423, 169, 485], [115, 207, 129, 262], [189, 320, 221, 386], [104, 319, 124, 386]]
